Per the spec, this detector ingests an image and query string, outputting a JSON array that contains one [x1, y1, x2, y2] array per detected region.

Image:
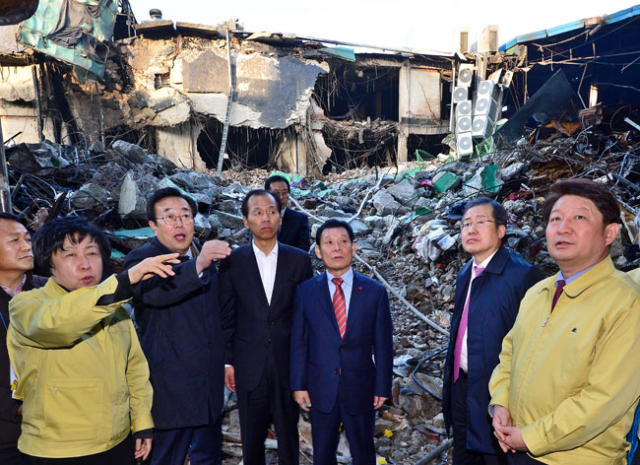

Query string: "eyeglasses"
[[157, 214, 194, 226], [461, 219, 496, 231]]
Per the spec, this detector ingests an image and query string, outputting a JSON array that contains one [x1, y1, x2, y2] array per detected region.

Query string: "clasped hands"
[[492, 405, 528, 453]]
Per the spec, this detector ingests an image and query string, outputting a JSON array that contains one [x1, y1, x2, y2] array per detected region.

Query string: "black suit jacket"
[[124, 238, 225, 430], [0, 273, 46, 449], [219, 242, 313, 391], [279, 208, 310, 252]]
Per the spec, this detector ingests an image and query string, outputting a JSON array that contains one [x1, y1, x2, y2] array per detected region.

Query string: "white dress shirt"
[[252, 241, 279, 305], [460, 249, 498, 373], [327, 268, 354, 318]]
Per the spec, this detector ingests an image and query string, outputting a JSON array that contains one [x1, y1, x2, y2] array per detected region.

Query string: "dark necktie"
[[332, 278, 347, 338], [552, 279, 566, 311]]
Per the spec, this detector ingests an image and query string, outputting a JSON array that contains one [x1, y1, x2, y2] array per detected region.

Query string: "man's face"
[[243, 193, 281, 241], [546, 194, 618, 276], [268, 181, 289, 211], [0, 219, 34, 274], [149, 196, 195, 255], [51, 235, 103, 291], [315, 227, 357, 276], [461, 205, 505, 261]]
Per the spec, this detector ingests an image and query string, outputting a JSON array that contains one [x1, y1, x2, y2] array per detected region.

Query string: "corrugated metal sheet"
[[500, 4, 640, 52]]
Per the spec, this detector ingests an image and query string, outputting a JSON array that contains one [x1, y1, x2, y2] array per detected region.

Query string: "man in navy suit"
[[441, 197, 545, 465], [219, 189, 313, 465], [265, 175, 311, 252], [124, 187, 232, 465], [290, 219, 393, 465]]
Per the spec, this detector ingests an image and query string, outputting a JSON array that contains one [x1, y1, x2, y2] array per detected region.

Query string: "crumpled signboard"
[[18, 0, 117, 78]]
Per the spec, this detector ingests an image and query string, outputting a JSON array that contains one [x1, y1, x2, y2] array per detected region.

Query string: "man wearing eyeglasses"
[[442, 197, 544, 465], [124, 187, 232, 465]]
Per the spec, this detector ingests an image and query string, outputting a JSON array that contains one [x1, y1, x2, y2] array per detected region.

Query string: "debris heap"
[[2, 117, 640, 464]]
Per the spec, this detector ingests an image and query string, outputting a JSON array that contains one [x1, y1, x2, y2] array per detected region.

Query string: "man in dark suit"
[[442, 197, 545, 465], [219, 189, 313, 465], [265, 175, 311, 251], [290, 219, 394, 465], [0, 213, 46, 465], [124, 187, 232, 465]]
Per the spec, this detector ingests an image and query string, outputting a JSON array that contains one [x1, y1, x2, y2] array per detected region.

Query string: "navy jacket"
[[290, 271, 394, 414], [0, 273, 46, 450], [442, 246, 545, 454], [279, 208, 310, 252], [124, 238, 224, 430], [219, 242, 313, 391]]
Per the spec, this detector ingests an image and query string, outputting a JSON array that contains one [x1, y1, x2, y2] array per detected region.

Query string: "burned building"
[[499, 4, 640, 132], [0, 0, 472, 176]]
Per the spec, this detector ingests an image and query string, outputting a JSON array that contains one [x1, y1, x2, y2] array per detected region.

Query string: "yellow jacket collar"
[[540, 256, 615, 299]]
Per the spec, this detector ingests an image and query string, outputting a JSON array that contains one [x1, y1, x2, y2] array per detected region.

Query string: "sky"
[[129, 0, 639, 52]]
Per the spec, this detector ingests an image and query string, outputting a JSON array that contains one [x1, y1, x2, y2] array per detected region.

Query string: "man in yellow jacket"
[[489, 179, 640, 465], [8, 216, 180, 464]]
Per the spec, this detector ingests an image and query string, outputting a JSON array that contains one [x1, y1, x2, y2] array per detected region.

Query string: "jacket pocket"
[[43, 377, 103, 442]]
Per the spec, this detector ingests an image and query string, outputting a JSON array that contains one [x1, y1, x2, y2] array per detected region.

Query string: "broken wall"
[[0, 65, 59, 144], [119, 35, 329, 171]]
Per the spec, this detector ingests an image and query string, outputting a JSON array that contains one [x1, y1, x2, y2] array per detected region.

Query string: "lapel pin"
[[571, 328, 577, 332], [358, 286, 363, 291]]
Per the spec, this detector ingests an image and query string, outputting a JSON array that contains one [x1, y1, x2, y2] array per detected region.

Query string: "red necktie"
[[552, 279, 566, 311], [332, 278, 347, 338], [453, 266, 484, 382]]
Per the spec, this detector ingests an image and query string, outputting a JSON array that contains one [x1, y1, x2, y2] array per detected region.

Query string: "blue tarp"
[[18, 0, 118, 78]]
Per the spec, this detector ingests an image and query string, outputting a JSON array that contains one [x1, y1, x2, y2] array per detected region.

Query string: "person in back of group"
[[490, 179, 640, 465], [0, 213, 46, 465], [442, 197, 545, 465], [8, 216, 178, 464], [265, 175, 311, 252], [124, 187, 232, 465]]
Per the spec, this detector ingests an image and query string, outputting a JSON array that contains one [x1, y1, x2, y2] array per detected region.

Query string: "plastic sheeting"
[[18, 0, 117, 78]]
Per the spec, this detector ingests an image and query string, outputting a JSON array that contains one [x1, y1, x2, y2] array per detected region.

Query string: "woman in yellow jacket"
[[8, 217, 179, 464]]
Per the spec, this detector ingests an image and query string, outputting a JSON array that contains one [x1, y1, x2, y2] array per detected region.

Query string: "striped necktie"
[[332, 278, 347, 338]]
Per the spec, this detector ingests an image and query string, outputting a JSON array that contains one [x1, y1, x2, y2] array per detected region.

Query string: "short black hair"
[[147, 187, 197, 223], [32, 216, 111, 274], [241, 189, 282, 218], [316, 219, 355, 244], [463, 197, 508, 227], [542, 179, 620, 227], [264, 175, 290, 193], [0, 212, 25, 227]]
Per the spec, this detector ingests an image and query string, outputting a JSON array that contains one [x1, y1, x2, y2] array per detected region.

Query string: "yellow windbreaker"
[[7, 275, 153, 458], [490, 256, 640, 465]]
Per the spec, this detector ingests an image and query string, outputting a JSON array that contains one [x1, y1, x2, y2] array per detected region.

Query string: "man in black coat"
[[124, 188, 231, 465], [220, 189, 313, 465], [442, 197, 545, 465], [265, 175, 311, 252], [0, 213, 46, 465]]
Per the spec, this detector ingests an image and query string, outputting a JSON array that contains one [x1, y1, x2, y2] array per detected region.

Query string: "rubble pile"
[[2, 119, 640, 464]]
